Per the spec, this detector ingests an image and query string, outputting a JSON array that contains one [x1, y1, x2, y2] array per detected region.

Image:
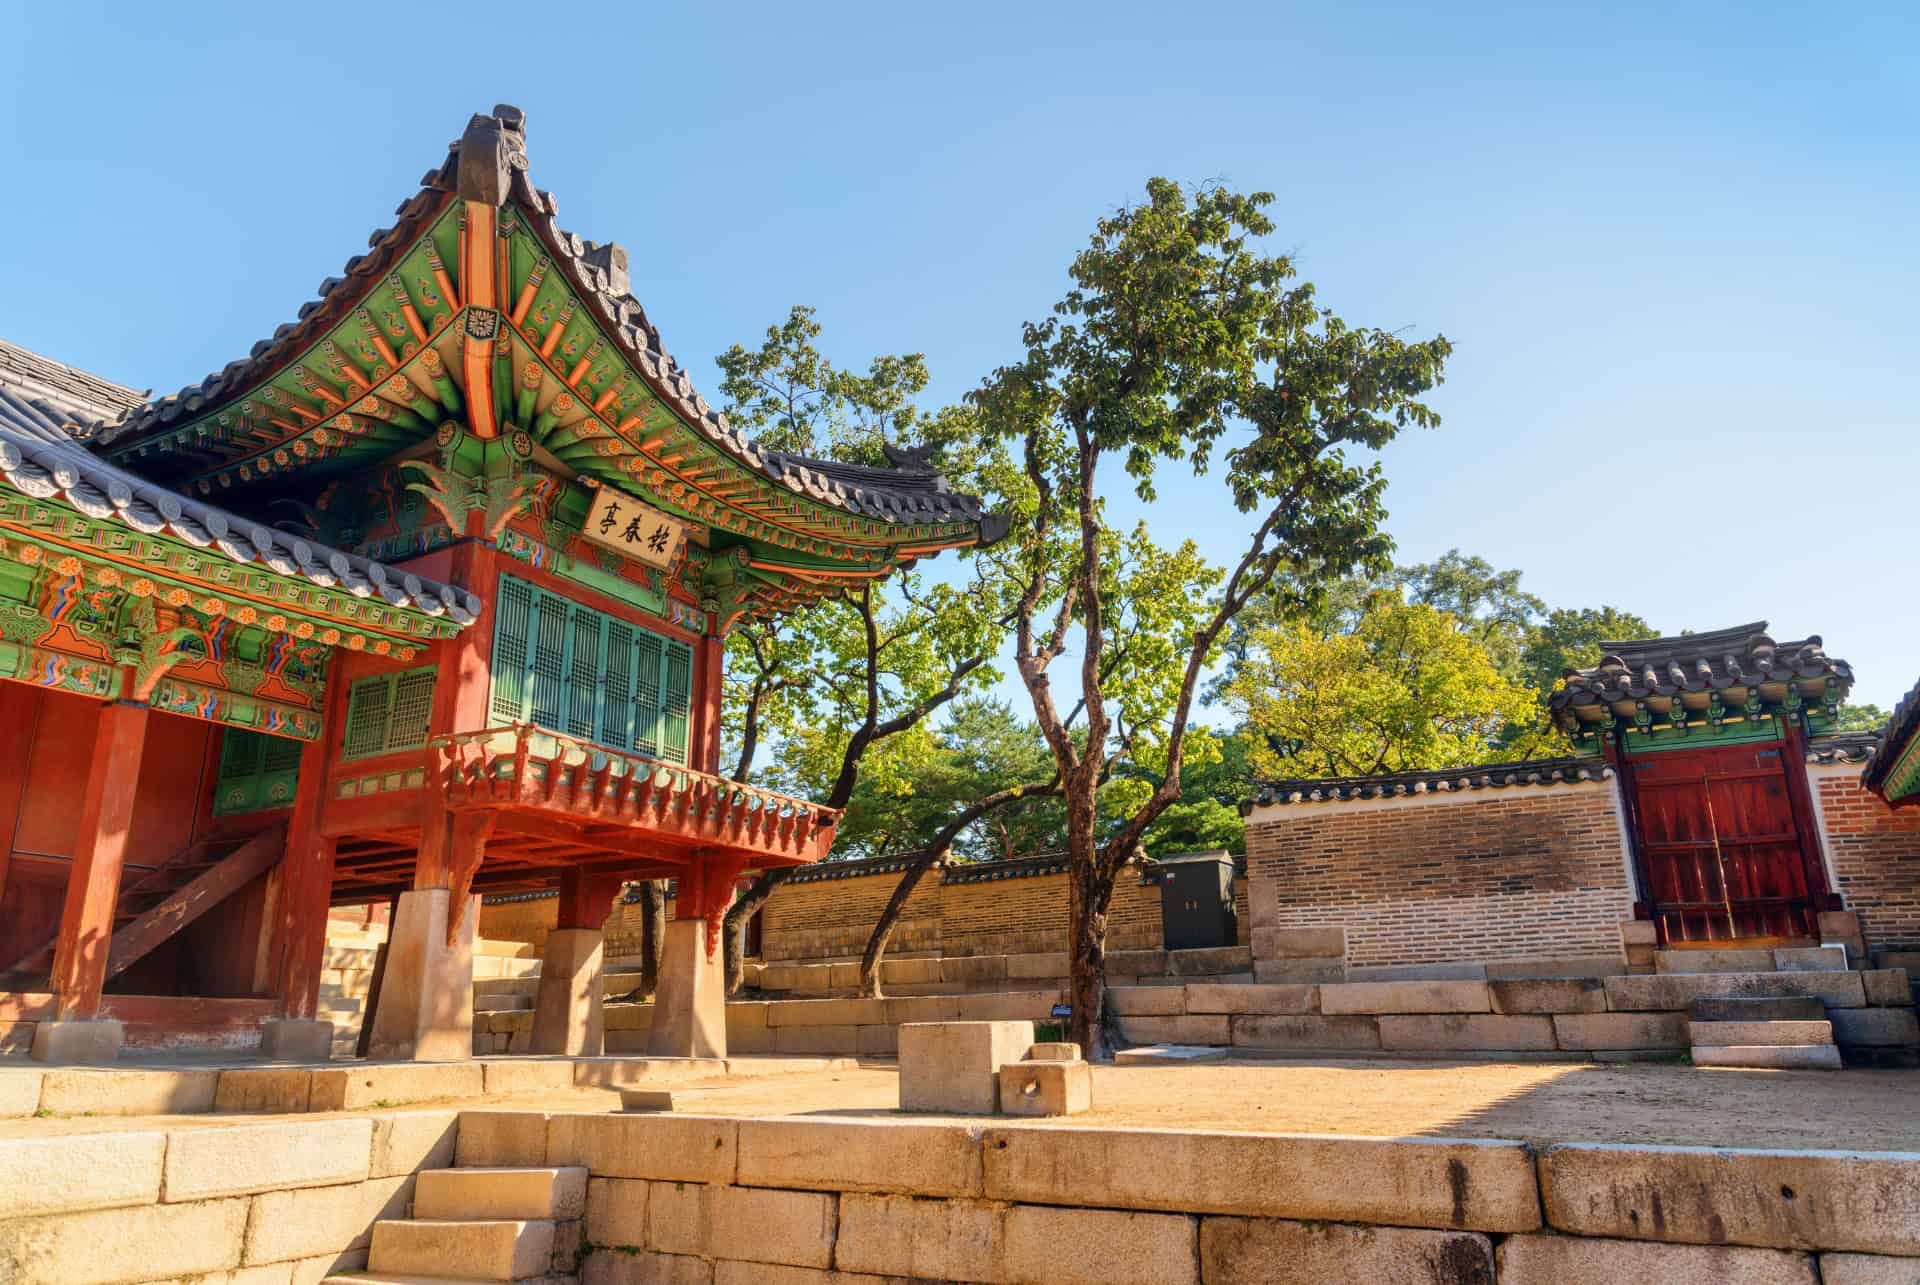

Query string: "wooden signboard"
[[581, 487, 688, 571]]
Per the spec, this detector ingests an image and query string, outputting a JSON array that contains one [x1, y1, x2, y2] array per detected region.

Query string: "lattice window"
[[488, 573, 695, 765], [340, 666, 440, 760], [213, 728, 303, 816]]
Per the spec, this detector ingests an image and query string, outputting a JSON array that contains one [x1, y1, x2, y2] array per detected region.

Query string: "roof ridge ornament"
[[456, 105, 528, 207]]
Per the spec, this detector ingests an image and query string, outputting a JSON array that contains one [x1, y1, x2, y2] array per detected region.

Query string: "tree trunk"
[[858, 851, 942, 998], [723, 867, 788, 994], [636, 881, 665, 997]]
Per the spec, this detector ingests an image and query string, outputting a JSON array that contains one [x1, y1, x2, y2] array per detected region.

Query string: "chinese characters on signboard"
[[580, 488, 687, 571]]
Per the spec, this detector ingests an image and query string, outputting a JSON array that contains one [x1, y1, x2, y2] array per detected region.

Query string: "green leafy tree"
[[1835, 703, 1889, 733], [973, 177, 1451, 1055], [1225, 594, 1559, 777], [1519, 606, 1660, 698], [1390, 550, 1543, 681]]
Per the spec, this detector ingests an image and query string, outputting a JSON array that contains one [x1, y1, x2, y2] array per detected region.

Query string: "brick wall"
[[1815, 768, 1920, 950], [1244, 783, 1634, 967]]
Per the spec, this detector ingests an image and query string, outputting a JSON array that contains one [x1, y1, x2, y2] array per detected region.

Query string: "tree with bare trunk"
[[970, 178, 1452, 1057]]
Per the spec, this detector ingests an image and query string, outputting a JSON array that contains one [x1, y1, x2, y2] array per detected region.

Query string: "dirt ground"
[[8, 1056, 1920, 1151]]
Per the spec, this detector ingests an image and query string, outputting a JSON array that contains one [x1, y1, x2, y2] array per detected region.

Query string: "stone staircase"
[[1688, 995, 1842, 1070], [326, 1164, 585, 1283]]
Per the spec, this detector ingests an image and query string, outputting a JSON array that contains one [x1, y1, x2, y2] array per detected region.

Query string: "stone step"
[[1774, 946, 1850, 972], [1691, 1044, 1843, 1070], [1688, 1020, 1834, 1047], [1655, 949, 1779, 974], [367, 1217, 556, 1281], [414, 1167, 587, 1221], [472, 995, 532, 1012], [1689, 995, 1827, 1022]]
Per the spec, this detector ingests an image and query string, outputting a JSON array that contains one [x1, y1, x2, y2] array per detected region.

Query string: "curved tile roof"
[[1862, 684, 1917, 794], [99, 106, 1001, 543], [1243, 757, 1614, 811], [1548, 622, 1851, 722], [0, 344, 481, 625]]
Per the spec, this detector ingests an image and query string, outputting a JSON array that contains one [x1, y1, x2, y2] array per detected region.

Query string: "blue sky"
[[4, 2, 1915, 707]]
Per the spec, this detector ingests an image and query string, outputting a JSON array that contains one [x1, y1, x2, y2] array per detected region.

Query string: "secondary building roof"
[[1863, 679, 1920, 805]]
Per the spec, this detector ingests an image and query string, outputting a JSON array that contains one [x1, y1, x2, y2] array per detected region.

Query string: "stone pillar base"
[[364, 889, 475, 1061], [31, 1019, 124, 1065], [260, 1018, 335, 1062], [532, 928, 606, 1056], [646, 919, 726, 1058]]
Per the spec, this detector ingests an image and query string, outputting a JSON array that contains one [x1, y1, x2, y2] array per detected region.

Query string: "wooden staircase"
[[1, 823, 287, 985]]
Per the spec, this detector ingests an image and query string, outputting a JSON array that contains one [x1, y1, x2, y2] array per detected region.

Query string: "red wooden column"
[[693, 630, 723, 775], [260, 732, 339, 1059], [37, 701, 149, 1061]]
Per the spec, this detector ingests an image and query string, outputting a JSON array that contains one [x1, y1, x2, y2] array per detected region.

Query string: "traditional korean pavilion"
[[0, 105, 999, 1064]]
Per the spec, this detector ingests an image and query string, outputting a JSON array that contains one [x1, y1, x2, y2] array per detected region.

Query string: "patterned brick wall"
[[1816, 770, 1920, 950], [1244, 784, 1635, 966]]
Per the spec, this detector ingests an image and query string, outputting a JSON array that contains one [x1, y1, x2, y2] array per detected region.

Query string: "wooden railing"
[[428, 725, 838, 863]]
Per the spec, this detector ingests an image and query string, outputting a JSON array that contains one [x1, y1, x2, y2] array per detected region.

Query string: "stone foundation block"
[[1820, 1252, 1920, 1284], [368, 1215, 554, 1280], [1863, 969, 1913, 1007], [1379, 1013, 1556, 1051], [1251, 925, 1347, 960], [1247, 878, 1279, 929], [1604, 971, 1867, 1011], [1694, 1044, 1843, 1069], [765, 997, 883, 1027], [1656, 949, 1778, 974], [1552, 1012, 1689, 1050], [899, 1020, 1032, 1113], [415, 1166, 586, 1220], [1484, 955, 1627, 979], [215, 1068, 314, 1113], [1320, 980, 1491, 1015], [953, 990, 1063, 1021], [1621, 920, 1658, 946], [836, 1192, 1004, 1281], [725, 1002, 772, 1054], [1774, 946, 1849, 972], [941, 955, 1009, 985], [879, 957, 943, 986], [999, 1058, 1093, 1116], [736, 1117, 986, 1197], [1254, 958, 1347, 983], [165, 1118, 372, 1201], [708, 1185, 839, 1268], [1498, 1232, 1815, 1283], [1691, 996, 1828, 1022], [1007, 951, 1070, 979], [0, 1195, 249, 1285], [1688, 1020, 1835, 1047], [1348, 962, 1490, 982], [477, 1060, 574, 1098], [1168, 945, 1254, 976], [1490, 977, 1609, 1014], [547, 1112, 737, 1184], [1108, 985, 1187, 1016], [1231, 1013, 1382, 1050], [259, 1018, 334, 1062], [1817, 910, 1862, 937], [308, 1060, 484, 1110], [241, 1174, 412, 1265], [981, 1127, 1541, 1231], [1106, 949, 1168, 976], [0, 1131, 165, 1217], [1201, 1215, 1494, 1285], [828, 961, 861, 990], [455, 1109, 552, 1167], [1540, 1142, 1920, 1252], [1829, 1007, 1920, 1046], [1184, 983, 1316, 1015], [585, 1175, 649, 1247], [582, 1248, 710, 1283], [1029, 1040, 1081, 1060], [29, 1018, 124, 1065], [773, 1023, 862, 1054], [884, 995, 962, 1024], [1116, 1014, 1230, 1046], [1003, 1205, 1199, 1285], [369, 1110, 458, 1176]]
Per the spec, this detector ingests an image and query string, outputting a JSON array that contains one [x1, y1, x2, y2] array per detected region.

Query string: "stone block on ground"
[[1319, 980, 1492, 1015], [1112, 1044, 1231, 1064], [1497, 1232, 1815, 1284], [1541, 1142, 1920, 1252], [165, 1118, 373, 1201], [1184, 983, 1317, 1015], [28, 1018, 123, 1065], [1003, 1205, 1199, 1285], [1490, 977, 1609, 1014], [999, 1057, 1093, 1116], [1605, 971, 1866, 1011], [898, 1020, 1034, 1113], [1552, 1012, 1689, 1051], [1693, 1044, 1844, 1069], [619, 1088, 679, 1111], [1201, 1215, 1495, 1285], [1829, 1008, 1920, 1047], [1027, 1041, 1081, 1060], [1688, 1020, 1835, 1047]]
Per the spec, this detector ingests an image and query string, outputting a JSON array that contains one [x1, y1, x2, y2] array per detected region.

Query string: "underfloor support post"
[[532, 869, 625, 1055], [647, 856, 740, 1059]]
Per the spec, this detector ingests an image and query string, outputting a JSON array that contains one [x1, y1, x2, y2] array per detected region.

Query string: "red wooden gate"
[[1624, 740, 1827, 945]]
